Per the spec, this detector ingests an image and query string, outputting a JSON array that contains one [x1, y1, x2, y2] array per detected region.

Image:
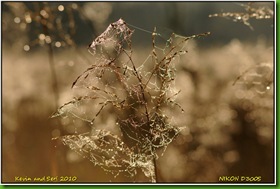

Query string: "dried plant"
[[232, 62, 273, 94], [6, 2, 81, 50], [209, 2, 274, 95], [52, 18, 209, 182], [4, 2, 98, 108], [3, 2, 98, 177], [209, 3, 273, 30]]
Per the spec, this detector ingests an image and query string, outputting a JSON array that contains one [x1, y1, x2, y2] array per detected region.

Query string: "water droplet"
[[40, 9, 49, 18], [23, 45, 30, 51], [58, 5, 64, 11], [45, 36, 52, 44], [14, 17, 20, 24], [71, 3, 78, 9], [38, 33, 46, 40], [25, 13, 32, 23], [55, 41, 61, 48]]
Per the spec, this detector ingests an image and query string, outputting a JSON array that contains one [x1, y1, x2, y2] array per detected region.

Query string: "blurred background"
[[1, 2, 274, 183]]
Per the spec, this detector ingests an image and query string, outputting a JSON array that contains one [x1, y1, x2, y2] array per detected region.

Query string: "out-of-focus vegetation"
[[2, 2, 274, 183]]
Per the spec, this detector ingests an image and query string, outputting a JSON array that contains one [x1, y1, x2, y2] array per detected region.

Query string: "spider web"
[[209, 3, 273, 30], [52, 18, 209, 182], [232, 62, 273, 94]]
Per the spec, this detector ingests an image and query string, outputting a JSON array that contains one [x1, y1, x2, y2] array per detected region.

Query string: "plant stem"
[[152, 148, 158, 183], [123, 50, 158, 182], [45, 31, 59, 109], [41, 14, 60, 176]]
